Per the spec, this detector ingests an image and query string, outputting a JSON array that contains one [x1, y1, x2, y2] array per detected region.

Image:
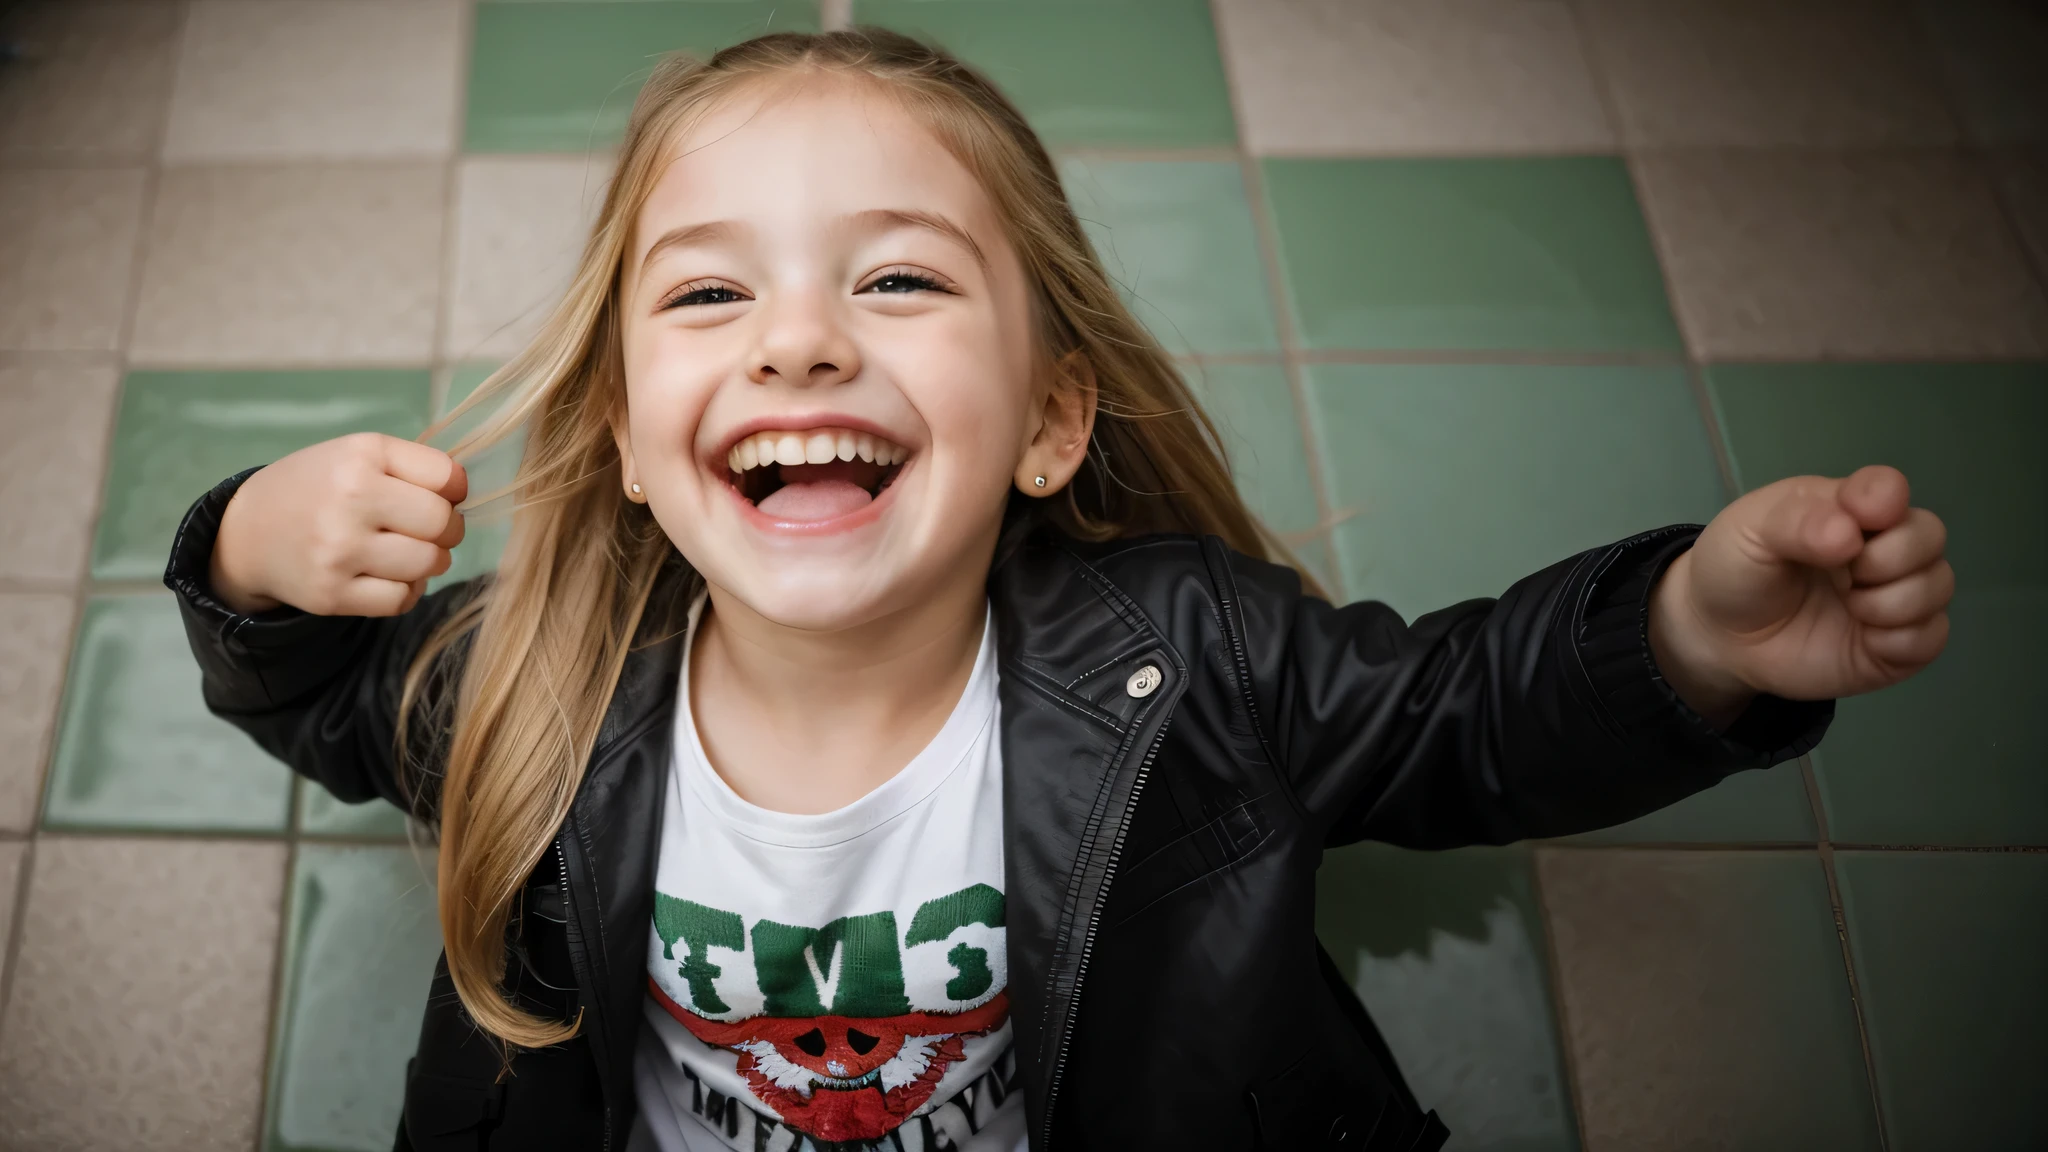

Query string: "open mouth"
[[724, 427, 910, 523]]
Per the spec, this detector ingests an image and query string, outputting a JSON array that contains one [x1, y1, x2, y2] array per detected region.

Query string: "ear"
[[610, 407, 646, 503], [1016, 351, 1098, 497]]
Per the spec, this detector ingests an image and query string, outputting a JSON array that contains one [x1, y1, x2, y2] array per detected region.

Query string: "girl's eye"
[[660, 282, 748, 310], [860, 269, 950, 295]]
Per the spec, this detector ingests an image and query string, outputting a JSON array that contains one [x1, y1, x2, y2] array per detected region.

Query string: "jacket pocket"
[[400, 1056, 505, 1147], [1107, 798, 1271, 927], [1245, 1051, 1449, 1152]]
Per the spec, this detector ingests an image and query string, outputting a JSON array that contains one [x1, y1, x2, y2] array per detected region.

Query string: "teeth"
[[774, 433, 805, 467], [726, 428, 909, 474]]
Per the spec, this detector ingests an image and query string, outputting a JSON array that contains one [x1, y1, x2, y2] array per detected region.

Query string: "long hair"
[[403, 27, 1319, 1049]]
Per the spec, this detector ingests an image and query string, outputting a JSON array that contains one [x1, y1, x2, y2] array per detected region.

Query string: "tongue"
[[756, 478, 874, 521]]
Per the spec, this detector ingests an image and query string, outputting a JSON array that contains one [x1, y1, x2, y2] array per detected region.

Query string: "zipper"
[[1036, 711, 1171, 1149], [555, 836, 614, 1152]]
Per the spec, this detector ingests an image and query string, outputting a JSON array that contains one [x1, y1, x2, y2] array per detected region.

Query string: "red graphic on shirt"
[[650, 981, 1009, 1143]]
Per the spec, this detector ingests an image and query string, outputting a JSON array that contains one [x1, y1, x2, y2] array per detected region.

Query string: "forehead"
[[636, 75, 1002, 250]]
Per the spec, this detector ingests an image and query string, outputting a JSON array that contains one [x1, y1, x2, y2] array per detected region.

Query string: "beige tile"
[[1992, 148, 2048, 275], [0, 597, 78, 834], [444, 154, 609, 361], [1635, 151, 2048, 359], [0, 362, 122, 583], [0, 2, 182, 163], [163, 0, 463, 162], [131, 163, 444, 365], [1917, 0, 2048, 146], [1215, 0, 1612, 155], [0, 168, 148, 352], [1537, 849, 1882, 1151], [1580, 0, 1958, 147], [0, 839, 23, 994], [0, 837, 284, 1150]]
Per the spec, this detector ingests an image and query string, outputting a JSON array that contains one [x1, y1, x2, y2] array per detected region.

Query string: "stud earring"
[[630, 483, 643, 496], [1033, 475, 1046, 488]]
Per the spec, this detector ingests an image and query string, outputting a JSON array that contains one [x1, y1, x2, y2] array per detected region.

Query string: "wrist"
[[208, 488, 282, 616], [1648, 549, 1755, 729]]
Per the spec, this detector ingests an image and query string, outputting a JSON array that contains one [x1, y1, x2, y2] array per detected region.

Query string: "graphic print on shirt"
[[649, 882, 1007, 1145]]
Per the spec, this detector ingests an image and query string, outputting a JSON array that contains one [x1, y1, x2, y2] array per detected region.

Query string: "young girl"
[[166, 29, 1952, 1152]]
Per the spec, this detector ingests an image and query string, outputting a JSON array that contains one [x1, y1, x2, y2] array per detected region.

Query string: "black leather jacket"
[[167, 472, 1829, 1152]]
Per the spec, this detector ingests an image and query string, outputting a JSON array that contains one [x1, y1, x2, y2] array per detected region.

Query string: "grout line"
[[1898, 0, 2048, 304], [1208, 0, 1344, 600], [1525, 849, 1596, 1148], [1, 0, 196, 1046], [1800, 755, 1893, 1150], [427, 0, 479, 418], [1053, 145, 1243, 164], [0, 837, 36, 1044], [254, 838, 302, 1152]]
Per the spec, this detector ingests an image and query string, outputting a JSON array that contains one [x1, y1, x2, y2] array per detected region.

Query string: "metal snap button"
[[1126, 664, 1162, 698]]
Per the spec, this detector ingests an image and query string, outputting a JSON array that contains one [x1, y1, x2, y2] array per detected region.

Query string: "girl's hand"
[[1647, 465, 1952, 728], [209, 433, 469, 617]]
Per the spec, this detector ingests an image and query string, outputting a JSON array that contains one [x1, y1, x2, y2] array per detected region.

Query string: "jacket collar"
[[566, 532, 1184, 1148]]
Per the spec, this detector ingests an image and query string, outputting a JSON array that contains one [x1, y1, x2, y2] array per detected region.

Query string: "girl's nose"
[[747, 289, 861, 389]]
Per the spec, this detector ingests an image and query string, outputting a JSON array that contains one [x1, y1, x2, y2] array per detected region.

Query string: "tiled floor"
[[0, 1, 2043, 1149]]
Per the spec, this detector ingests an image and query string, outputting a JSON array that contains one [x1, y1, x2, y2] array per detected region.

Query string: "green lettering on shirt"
[[653, 893, 744, 1015], [752, 912, 910, 1018], [906, 884, 1006, 1001]]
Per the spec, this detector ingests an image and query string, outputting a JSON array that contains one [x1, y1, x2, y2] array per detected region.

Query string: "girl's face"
[[617, 78, 1062, 632]]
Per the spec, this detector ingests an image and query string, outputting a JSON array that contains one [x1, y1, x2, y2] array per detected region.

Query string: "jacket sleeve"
[[1216, 526, 1833, 849], [162, 468, 482, 819]]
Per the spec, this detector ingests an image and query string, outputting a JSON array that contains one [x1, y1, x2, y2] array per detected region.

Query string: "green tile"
[[1568, 763, 1816, 844], [1711, 363, 2048, 845], [298, 783, 411, 841], [1262, 158, 1682, 352], [1306, 363, 1725, 620], [1178, 362, 1317, 537], [45, 595, 292, 832], [1289, 533, 1341, 603], [465, 1, 818, 153], [432, 364, 521, 588], [1836, 851, 2048, 1151], [1061, 159, 1278, 356], [1537, 850, 1880, 1149], [92, 370, 433, 583], [1317, 845, 1578, 1151], [267, 844, 443, 1152], [857, 0, 1236, 148]]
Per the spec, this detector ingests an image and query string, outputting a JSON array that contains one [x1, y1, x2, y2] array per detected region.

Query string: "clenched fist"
[[210, 433, 469, 617], [1650, 465, 1952, 727]]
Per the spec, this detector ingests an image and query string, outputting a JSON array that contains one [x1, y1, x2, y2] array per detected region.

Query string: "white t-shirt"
[[633, 600, 1026, 1152]]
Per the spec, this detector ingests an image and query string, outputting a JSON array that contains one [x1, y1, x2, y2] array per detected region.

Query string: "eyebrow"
[[636, 208, 988, 281], [638, 219, 744, 280], [848, 207, 988, 270]]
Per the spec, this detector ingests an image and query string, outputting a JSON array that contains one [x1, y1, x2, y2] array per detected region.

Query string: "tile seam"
[[1801, 754, 1893, 1151], [0, 837, 35, 1042], [255, 839, 302, 1152], [1, 0, 193, 1065], [1525, 847, 1596, 1150], [427, 0, 478, 415], [1208, 0, 1342, 598], [1894, 0, 2048, 306]]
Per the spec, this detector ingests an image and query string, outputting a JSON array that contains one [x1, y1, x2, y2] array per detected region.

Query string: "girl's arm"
[[1226, 464, 1948, 849], [1220, 527, 1831, 849], [163, 466, 479, 820]]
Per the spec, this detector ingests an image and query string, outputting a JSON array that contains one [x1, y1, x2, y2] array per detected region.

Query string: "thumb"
[[1749, 475, 1865, 572]]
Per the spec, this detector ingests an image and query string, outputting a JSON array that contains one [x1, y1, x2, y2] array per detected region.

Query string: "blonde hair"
[[404, 27, 1317, 1049]]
